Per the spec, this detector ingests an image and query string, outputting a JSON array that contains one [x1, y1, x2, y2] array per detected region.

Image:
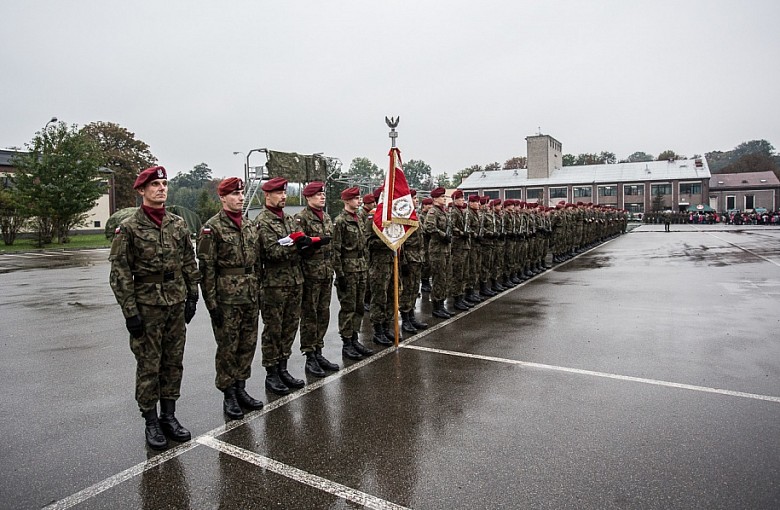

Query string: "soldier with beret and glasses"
[[197, 177, 264, 420], [109, 165, 200, 450], [294, 181, 339, 377]]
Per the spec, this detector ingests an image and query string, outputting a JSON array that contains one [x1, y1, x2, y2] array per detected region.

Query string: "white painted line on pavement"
[[198, 436, 410, 510], [403, 345, 780, 404], [42, 442, 200, 510], [706, 232, 780, 267]]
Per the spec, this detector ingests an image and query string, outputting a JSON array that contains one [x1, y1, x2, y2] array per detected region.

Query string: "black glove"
[[317, 236, 331, 246], [126, 315, 144, 339], [184, 296, 197, 324], [209, 307, 224, 328], [336, 276, 348, 293], [296, 236, 313, 252], [443, 234, 452, 244]]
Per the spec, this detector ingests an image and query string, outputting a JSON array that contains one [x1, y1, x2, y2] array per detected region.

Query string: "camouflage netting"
[[105, 205, 202, 239], [266, 150, 328, 182]]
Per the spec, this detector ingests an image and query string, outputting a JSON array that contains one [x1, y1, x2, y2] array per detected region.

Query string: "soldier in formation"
[[197, 177, 264, 420], [109, 166, 200, 450]]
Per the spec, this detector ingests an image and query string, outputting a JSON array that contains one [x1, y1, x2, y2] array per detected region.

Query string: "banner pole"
[[393, 249, 400, 347]]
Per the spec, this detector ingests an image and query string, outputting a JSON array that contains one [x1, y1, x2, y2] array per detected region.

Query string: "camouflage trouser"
[[337, 270, 366, 338], [212, 301, 259, 391], [480, 243, 493, 283], [369, 253, 394, 324], [400, 262, 421, 312], [449, 245, 469, 297], [131, 302, 187, 412], [492, 241, 505, 280], [260, 284, 303, 367], [468, 243, 482, 290], [300, 276, 333, 352], [428, 248, 451, 302]]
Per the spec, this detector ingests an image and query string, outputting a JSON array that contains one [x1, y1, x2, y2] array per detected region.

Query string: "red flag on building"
[[372, 147, 418, 250]]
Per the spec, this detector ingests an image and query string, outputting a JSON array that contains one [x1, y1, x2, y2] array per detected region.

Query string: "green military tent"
[[104, 205, 202, 240]]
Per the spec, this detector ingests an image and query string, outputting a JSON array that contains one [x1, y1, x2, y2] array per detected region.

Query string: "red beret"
[[362, 193, 375, 205], [505, 199, 515, 206], [302, 181, 325, 197], [410, 189, 417, 197], [576, 201, 584, 206], [133, 166, 167, 189], [518, 201, 527, 207], [451, 190, 464, 199], [490, 199, 502, 207], [430, 187, 446, 198], [218, 177, 244, 196], [372, 186, 384, 201], [341, 186, 360, 200], [468, 194, 480, 202], [422, 197, 433, 205], [479, 196, 489, 204], [262, 177, 288, 192]]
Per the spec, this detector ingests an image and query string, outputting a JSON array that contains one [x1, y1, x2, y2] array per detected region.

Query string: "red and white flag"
[[372, 147, 418, 250]]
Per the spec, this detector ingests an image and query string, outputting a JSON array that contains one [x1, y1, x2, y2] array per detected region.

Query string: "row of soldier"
[[109, 166, 627, 450]]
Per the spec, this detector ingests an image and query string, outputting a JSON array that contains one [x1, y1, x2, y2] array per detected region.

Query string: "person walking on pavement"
[[109, 166, 200, 450], [332, 187, 375, 360], [294, 181, 339, 378], [256, 177, 317, 395], [197, 177, 264, 420]]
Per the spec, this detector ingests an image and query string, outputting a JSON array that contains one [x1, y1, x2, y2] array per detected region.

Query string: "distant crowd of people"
[[642, 210, 780, 226]]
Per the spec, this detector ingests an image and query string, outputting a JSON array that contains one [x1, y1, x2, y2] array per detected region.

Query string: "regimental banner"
[[372, 147, 418, 250]]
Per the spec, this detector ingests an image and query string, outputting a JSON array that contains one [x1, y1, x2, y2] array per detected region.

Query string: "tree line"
[[0, 121, 223, 246]]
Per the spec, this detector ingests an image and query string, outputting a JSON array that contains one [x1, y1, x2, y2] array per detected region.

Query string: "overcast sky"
[[2, 0, 779, 179]]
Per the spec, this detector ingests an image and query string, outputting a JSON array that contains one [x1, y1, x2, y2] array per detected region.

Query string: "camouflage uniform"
[[256, 209, 304, 367], [466, 206, 482, 296], [333, 209, 367, 339], [109, 207, 200, 412], [448, 205, 470, 300], [197, 210, 262, 391], [366, 211, 395, 325], [295, 207, 334, 353], [400, 223, 425, 313], [424, 204, 451, 302]]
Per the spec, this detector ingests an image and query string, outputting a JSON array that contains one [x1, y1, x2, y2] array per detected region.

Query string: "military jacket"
[[332, 209, 367, 277], [109, 207, 199, 319], [295, 207, 334, 280], [466, 208, 481, 241], [425, 205, 451, 253], [197, 210, 261, 310], [401, 224, 426, 264], [365, 210, 394, 257], [256, 209, 304, 287], [482, 210, 497, 243], [450, 206, 471, 250]]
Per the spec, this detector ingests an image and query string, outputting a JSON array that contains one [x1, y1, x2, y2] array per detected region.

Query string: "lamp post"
[[43, 116, 58, 132]]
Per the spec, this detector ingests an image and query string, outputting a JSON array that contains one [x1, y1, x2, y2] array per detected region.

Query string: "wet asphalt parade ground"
[[1, 224, 779, 509]]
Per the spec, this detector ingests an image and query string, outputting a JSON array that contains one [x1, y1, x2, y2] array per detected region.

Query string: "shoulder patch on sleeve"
[[202, 227, 212, 235]]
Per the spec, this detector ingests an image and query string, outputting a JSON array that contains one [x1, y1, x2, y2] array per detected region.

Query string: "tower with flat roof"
[[526, 134, 562, 179]]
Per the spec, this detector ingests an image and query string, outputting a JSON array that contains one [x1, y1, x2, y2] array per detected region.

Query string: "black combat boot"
[[352, 332, 375, 356], [454, 295, 470, 311], [511, 273, 522, 284], [492, 279, 506, 292], [432, 300, 451, 319], [461, 294, 476, 307], [264, 365, 291, 395], [466, 289, 482, 304], [383, 322, 397, 342], [342, 335, 364, 360], [304, 351, 327, 378], [278, 359, 305, 389], [142, 408, 168, 450], [372, 323, 392, 346], [159, 399, 191, 442], [409, 311, 428, 330], [401, 311, 418, 333], [222, 387, 244, 420], [420, 277, 432, 293], [480, 281, 497, 297], [314, 348, 339, 372], [234, 380, 264, 410]]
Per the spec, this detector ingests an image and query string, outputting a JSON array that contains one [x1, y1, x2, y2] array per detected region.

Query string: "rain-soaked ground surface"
[[1, 224, 779, 509]]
